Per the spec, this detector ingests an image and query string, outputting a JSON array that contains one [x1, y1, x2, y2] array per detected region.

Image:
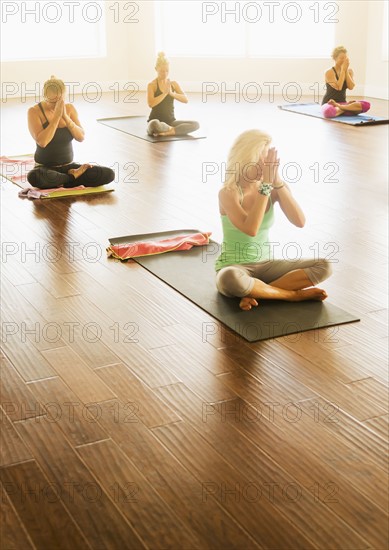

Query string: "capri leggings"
[[27, 163, 115, 190], [321, 100, 371, 118], [147, 119, 200, 136], [171, 120, 200, 135], [216, 258, 333, 298]]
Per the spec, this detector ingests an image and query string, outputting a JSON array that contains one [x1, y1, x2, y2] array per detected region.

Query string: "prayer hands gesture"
[[53, 98, 65, 121], [62, 103, 73, 126], [161, 79, 173, 95], [258, 147, 280, 184]]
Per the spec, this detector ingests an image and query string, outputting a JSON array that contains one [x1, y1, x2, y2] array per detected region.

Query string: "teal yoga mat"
[[97, 116, 206, 142], [279, 103, 389, 125], [109, 230, 360, 342]]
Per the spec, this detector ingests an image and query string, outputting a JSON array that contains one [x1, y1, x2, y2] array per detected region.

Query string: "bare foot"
[[239, 297, 259, 311], [158, 127, 175, 136], [328, 99, 338, 107], [68, 163, 93, 179], [294, 288, 328, 302]]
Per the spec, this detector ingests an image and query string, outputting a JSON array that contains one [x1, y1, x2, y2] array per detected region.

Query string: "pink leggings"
[[321, 101, 371, 118]]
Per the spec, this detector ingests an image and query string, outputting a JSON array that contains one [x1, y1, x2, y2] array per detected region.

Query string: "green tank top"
[[215, 191, 275, 272]]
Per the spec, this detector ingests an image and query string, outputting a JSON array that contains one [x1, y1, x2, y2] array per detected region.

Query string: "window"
[[1, 0, 106, 62], [154, 0, 245, 57], [155, 1, 336, 58]]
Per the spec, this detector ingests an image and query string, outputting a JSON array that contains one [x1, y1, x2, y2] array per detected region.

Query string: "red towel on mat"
[[107, 232, 212, 260]]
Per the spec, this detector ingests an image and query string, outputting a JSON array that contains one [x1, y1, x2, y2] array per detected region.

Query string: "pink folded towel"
[[107, 232, 212, 260]]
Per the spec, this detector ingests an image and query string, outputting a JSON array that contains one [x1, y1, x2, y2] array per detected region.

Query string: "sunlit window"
[[1, 0, 106, 62], [155, 0, 336, 58]]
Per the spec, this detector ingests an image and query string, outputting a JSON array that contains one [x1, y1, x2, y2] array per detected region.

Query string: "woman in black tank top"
[[321, 46, 371, 118], [27, 76, 115, 189], [146, 52, 200, 137]]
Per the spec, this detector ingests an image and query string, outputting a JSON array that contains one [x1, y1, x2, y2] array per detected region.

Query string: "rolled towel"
[[107, 232, 212, 260]]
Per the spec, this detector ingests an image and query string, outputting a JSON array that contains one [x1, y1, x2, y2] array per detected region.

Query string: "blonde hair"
[[155, 51, 169, 70], [331, 46, 347, 60], [223, 129, 272, 191], [43, 75, 66, 99]]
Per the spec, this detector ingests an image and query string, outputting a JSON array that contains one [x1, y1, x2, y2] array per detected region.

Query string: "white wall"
[[365, 0, 389, 100], [1, 1, 387, 100]]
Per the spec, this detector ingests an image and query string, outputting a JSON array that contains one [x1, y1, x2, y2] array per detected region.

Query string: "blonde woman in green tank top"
[[216, 129, 332, 311]]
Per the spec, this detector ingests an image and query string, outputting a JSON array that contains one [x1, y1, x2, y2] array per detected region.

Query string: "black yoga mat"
[[97, 116, 206, 142], [109, 230, 360, 342], [279, 103, 389, 126]]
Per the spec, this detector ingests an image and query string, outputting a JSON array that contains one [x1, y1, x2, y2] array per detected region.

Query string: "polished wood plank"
[[1, 289, 58, 383], [17, 281, 123, 369], [0, 407, 33, 467], [26, 376, 109, 446], [241, 340, 388, 418], [156, 382, 383, 550], [57, 274, 177, 350], [1, 276, 65, 353], [0, 460, 89, 549], [150, 344, 238, 402], [159, 385, 387, 548], [0, 355, 45, 422], [363, 414, 389, 441], [298, 398, 388, 476], [156, 322, 249, 375], [62, 267, 179, 329], [345, 377, 389, 412], [95, 363, 181, 428], [0, 486, 35, 550], [76, 439, 203, 550], [15, 419, 146, 549], [41, 346, 116, 404], [94, 399, 261, 549], [152, 419, 321, 549]]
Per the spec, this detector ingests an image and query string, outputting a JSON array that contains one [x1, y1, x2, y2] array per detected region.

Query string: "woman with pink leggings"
[[321, 46, 370, 118]]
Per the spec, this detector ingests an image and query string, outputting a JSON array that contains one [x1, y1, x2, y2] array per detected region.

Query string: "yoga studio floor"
[[1, 93, 388, 550]]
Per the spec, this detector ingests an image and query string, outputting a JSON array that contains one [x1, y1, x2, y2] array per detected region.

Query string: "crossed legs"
[[216, 258, 333, 310], [322, 100, 371, 118], [147, 119, 200, 137], [27, 163, 115, 189]]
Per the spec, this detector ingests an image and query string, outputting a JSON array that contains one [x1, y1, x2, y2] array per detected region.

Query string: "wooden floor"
[[1, 92, 388, 550]]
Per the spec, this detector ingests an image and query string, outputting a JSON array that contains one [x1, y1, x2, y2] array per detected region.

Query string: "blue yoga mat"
[[279, 103, 389, 125]]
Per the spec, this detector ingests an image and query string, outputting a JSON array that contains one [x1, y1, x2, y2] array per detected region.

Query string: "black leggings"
[[27, 163, 115, 190]]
